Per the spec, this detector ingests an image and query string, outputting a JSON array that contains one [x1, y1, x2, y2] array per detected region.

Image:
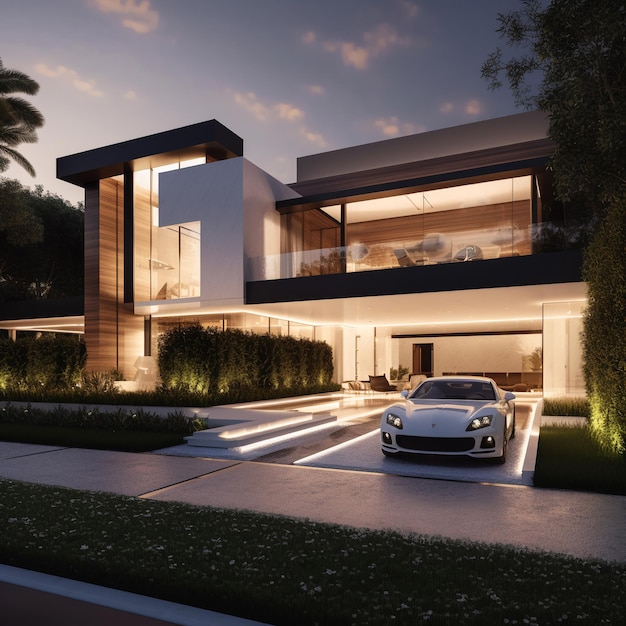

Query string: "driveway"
[[157, 398, 539, 486]]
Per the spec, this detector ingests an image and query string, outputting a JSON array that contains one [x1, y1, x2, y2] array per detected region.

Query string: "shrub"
[[80, 370, 122, 394], [158, 324, 334, 395], [0, 335, 85, 391], [0, 403, 205, 435], [582, 200, 626, 453]]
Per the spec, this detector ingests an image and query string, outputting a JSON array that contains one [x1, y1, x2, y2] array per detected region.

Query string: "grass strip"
[[1, 479, 625, 625], [0, 423, 185, 452], [534, 425, 626, 494]]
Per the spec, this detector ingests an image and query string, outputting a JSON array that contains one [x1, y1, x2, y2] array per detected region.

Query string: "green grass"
[[0, 423, 185, 452], [534, 424, 626, 494], [1, 479, 624, 625], [542, 397, 590, 418], [0, 383, 342, 408]]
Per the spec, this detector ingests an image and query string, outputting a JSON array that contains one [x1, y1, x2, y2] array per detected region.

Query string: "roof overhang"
[[0, 297, 84, 334], [281, 138, 553, 213], [57, 120, 244, 187]]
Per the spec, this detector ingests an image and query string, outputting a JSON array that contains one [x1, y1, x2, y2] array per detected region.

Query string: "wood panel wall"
[[133, 185, 152, 301], [346, 199, 531, 264], [84, 178, 143, 378]]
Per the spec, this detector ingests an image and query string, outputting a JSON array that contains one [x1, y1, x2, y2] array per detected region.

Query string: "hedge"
[[158, 324, 334, 394], [582, 200, 626, 453], [0, 335, 86, 391]]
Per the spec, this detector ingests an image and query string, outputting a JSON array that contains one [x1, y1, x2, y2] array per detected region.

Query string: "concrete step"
[[185, 407, 337, 448]]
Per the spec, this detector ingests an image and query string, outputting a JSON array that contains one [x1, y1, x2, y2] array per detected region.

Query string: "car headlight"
[[466, 415, 494, 431], [385, 413, 403, 429]]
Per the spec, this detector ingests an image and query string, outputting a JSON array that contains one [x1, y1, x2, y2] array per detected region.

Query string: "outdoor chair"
[[368, 375, 397, 392]]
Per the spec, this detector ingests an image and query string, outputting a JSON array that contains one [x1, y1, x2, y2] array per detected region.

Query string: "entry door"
[[412, 343, 434, 376]]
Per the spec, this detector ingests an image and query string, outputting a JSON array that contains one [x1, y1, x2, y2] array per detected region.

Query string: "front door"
[[412, 343, 434, 377]]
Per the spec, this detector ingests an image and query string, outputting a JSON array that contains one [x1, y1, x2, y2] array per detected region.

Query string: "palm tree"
[[0, 57, 44, 176]]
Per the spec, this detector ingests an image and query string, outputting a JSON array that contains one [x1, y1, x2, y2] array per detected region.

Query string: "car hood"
[[402, 400, 492, 420]]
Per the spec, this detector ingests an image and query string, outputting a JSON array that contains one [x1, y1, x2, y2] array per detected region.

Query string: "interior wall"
[[315, 326, 344, 384], [543, 301, 585, 397], [395, 334, 542, 377]]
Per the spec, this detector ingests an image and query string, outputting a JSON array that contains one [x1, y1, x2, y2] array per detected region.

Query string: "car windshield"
[[410, 380, 496, 401]]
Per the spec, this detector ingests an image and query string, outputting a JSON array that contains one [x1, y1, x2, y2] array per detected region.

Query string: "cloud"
[[123, 89, 138, 100], [306, 85, 325, 95], [35, 63, 104, 97], [374, 116, 424, 137], [399, 1, 420, 19], [438, 100, 483, 116], [302, 129, 326, 148], [91, 0, 159, 34], [305, 24, 409, 70], [275, 102, 305, 121], [233, 91, 270, 121], [329, 41, 370, 71], [465, 99, 482, 115], [232, 91, 326, 147]]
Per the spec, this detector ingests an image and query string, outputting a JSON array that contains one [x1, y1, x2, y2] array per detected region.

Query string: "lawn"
[[0, 423, 186, 452], [2, 398, 625, 623], [534, 423, 626, 495], [1, 478, 624, 625]]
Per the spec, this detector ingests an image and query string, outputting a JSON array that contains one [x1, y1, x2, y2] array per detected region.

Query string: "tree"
[[482, 0, 626, 453], [0, 57, 44, 176], [0, 178, 83, 301]]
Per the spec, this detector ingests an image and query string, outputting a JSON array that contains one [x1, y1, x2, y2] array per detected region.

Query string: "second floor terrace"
[[248, 173, 590, 283]]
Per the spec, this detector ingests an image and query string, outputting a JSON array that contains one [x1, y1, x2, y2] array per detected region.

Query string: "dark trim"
[[144, 316, 152, 356], [392, 330, 541, 339], [123, 165, 134, 303], [57, 120, 244, 187], [280, 142, 553, 212], [0, 297, 84, 321], [246, 250, 583, 304]]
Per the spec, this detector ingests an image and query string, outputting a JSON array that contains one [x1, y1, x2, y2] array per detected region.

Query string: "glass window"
[[134, 157, 205, 302], [279, 176, 534, 277]]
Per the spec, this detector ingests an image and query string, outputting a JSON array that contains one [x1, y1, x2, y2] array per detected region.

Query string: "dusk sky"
[[2, 0, 529, 204]]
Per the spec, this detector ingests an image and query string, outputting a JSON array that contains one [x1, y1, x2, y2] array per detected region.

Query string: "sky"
[[1, 0, 527, 205]]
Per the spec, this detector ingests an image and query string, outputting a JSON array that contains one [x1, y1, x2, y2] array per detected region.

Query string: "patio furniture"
[[369, 375, 397, 392]]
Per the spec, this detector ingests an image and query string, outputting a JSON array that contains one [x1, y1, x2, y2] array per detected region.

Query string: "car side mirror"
[[401, 390, 409, 398], [504, 392, 515, 402]]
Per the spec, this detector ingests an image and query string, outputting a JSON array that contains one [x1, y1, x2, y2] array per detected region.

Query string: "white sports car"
[[380, 376, 516, 464]]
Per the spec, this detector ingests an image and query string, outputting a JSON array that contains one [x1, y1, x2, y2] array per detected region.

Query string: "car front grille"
[[396, 435, 475, 453]]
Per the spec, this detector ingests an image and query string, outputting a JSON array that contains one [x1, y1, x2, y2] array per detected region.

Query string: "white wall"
[[543, 301, 585, 396], [395, 334, 542, 376], [158, 158, 299, 308]]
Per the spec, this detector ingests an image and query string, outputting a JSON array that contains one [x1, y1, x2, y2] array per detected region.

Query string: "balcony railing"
[[248, 221, 589, 282]]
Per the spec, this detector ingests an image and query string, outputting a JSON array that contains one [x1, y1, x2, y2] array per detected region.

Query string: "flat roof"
[[57, 119, 244, 187], [296, 111, 549, 183]]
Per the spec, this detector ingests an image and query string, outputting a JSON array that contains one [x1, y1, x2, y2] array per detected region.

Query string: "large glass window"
[[279, 176, 534, 277], [133, 158, 205, 302], [281, 208, 340, 277], [343, 176, 531, 271]]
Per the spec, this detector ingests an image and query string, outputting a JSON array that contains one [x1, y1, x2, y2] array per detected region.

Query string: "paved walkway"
[[1, 395, 625, 624], [1, 436, 625, 564]]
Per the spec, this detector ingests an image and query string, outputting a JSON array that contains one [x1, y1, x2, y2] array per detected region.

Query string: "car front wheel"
[[510, 408, 516, 439], [495, 430, 508, 465]]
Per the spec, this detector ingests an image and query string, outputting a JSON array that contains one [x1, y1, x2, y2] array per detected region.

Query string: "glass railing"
[[247, 221, 589, 282]]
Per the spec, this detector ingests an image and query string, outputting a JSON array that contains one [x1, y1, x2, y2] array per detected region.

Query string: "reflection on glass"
[[272, 176, 544, 280], [133, 157, 204, 302], [151, 222, 200, 300]]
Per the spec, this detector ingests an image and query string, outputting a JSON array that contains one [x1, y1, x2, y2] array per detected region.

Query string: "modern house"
[[0, 111, 586, 396]]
